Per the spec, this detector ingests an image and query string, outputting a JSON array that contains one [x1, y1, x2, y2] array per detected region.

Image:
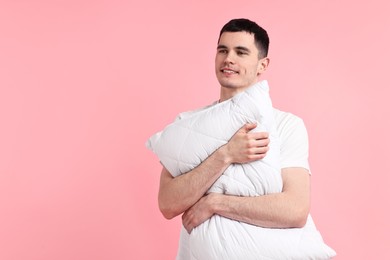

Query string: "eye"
[[237, 51, 247, 56], [218, 49, 228, 54]]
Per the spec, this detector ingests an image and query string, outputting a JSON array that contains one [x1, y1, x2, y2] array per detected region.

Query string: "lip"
[[220, 67, 239, 74]]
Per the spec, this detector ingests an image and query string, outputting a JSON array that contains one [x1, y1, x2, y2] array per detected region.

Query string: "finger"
[[186, 226, 193, 234], [182, 219, 190, 233], [242, 123, 257, 133], [247, 153, 266, 161], [183, 221, 191, 233], [247, 139, 269, 149], [249, 131, 269, 140], [254, 138, 270, 147], [251, 146, 269, 155], [183, 217, 193, 234]]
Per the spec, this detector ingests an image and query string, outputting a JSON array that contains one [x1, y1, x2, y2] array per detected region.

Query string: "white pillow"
[[146, 80, 280, 177]]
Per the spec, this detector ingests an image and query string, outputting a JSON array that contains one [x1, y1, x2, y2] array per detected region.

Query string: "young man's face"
[[215, 31, 267, 92]]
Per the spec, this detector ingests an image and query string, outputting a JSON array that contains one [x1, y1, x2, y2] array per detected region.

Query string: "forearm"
[[211, 168, 311, 228], [214, 193, 306, 228], [158, 146, 231, 219], [158, 123, 269, 220]]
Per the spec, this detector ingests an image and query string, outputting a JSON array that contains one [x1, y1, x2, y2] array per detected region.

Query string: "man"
[[159, 19, 312, 258]]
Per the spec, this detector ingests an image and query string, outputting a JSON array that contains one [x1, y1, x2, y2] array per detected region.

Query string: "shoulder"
[[273, 108, 305, 132], [273, 108, 308, 143], [273, 108, 311, 172]]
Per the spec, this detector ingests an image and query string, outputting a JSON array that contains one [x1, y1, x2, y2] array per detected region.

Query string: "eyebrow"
[[235, 46, 250, 52], [217, 45, 251, 53]]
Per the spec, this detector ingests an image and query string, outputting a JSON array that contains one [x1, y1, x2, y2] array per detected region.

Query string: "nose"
[[224, 51, 235, 64]]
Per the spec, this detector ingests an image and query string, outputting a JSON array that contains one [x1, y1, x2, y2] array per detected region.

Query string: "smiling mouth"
[[221, 69, 238, 75]]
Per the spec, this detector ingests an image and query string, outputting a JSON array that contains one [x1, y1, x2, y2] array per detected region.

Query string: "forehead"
[[218, 31, 256, 49]]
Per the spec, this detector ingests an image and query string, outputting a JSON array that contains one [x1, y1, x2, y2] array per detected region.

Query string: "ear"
[[257, 57, 270, 75]]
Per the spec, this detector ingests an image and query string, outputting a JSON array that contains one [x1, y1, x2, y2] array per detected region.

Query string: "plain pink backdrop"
[[1, 1, 389, 259]]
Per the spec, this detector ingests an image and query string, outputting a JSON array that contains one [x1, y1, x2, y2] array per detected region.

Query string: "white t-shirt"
[[274, 108, 311, 173], [176, 108, 312, 259]]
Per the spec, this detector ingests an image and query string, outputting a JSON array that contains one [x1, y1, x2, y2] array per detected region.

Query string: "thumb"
[[241, 122, 257, 133]]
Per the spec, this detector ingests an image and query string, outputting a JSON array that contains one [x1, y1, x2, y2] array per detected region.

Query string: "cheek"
[[214, 56, 220, 69], [251, 62, 261, 75], [215, 55, 224, 65], [214, 61, 220, 73], [244, 64, 257, 75]]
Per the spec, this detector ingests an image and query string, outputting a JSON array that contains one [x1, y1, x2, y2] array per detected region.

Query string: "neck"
[[219, 88, 242, 102], [219, 82, 259, 102]]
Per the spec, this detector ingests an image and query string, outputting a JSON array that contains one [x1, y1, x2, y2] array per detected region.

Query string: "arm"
[[158, 123, 269, 219], [182, 167, 310, 232], [182, 113, 312, 232], [158, 149, 229, 220]]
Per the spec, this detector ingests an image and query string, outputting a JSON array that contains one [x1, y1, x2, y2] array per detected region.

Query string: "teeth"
[[223, 70, 236, 74]]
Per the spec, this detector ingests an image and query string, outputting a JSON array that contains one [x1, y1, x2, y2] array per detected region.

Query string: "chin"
[[218, 79, 238, 89], [222, 85, 240, 89], [221, 82, 244, 89]]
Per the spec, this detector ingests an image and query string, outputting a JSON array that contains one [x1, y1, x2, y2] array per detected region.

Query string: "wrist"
[[215, 144, 233, 165], [207, 193, 224, 215]]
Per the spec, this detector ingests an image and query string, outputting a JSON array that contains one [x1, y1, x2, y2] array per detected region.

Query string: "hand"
[[223, 123, 269, 164], [182, 193, 219, 234]]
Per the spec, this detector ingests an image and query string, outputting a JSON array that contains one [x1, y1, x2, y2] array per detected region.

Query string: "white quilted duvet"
[[147, 81, 336, 259]]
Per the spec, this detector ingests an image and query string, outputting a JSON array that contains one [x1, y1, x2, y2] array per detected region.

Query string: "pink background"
[[1, 1, 389, 259]]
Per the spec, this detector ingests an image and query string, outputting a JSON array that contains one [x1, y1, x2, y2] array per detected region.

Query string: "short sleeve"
[[275, 110, 311, 173]]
